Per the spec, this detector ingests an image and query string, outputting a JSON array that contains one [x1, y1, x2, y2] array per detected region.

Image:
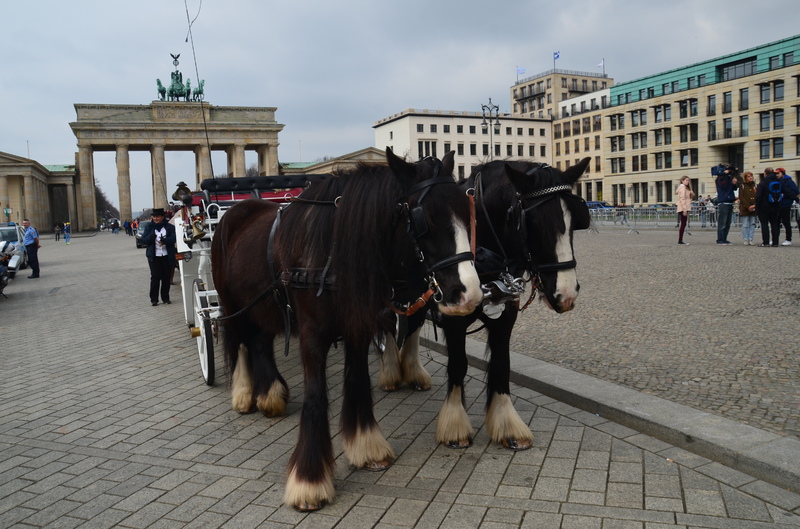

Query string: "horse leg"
[[247, 332, 288, 417], [342, 335, 395, 470], [285, 332, 335, 511], [231, 344, 255, 414], [377, 331, 402, 392], [436, 319, 474, 448], [399, 326, 431, 391], [484, 311, 533, 451]]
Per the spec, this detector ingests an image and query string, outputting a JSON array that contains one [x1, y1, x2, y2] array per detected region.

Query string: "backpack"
[[767, 180, 783, 204]]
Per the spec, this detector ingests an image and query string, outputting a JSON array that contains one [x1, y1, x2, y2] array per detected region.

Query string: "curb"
[[420, 323, 800, 494]]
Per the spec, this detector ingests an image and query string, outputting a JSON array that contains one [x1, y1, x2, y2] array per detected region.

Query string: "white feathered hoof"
[[231, 345, 255, 414], [436, 386, 474, 449], [256, 381, 288, 417], [284, 466, 335, 512], [343, 424, 395, 471], [486, 393, 533, 451]]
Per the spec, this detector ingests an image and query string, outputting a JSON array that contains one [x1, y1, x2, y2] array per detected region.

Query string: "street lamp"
[[481, 98, 501, 161]]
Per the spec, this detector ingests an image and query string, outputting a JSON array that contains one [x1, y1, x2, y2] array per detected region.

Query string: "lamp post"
[[481, 98, 501, 161]]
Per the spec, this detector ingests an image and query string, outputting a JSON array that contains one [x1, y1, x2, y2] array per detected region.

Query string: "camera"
[[711, 163, 738, 177]]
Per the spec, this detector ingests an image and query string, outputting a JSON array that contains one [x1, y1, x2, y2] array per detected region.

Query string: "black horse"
[[378, 158, 591, 450], [211, 148, 482, 511]]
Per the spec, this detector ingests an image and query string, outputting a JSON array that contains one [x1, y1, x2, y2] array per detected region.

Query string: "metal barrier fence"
[[588, 204, 800, 232]]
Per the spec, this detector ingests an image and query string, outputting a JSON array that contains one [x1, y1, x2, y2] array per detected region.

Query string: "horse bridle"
[[391, 159, 476, 315]]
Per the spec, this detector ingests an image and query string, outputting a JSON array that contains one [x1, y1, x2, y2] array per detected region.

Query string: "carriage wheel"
[[193, 279, 215, 385]]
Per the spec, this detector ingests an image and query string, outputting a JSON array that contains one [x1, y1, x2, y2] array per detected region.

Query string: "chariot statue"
[[155, 53, 204, 102]]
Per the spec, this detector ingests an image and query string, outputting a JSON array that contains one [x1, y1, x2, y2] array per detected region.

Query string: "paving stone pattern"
[[1, 229, 799, 528]]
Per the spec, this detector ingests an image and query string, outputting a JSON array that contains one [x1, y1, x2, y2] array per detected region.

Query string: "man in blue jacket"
[[141, 208, 176, 306], [714, 166, 739, 244], [775, 168, 800, 245]]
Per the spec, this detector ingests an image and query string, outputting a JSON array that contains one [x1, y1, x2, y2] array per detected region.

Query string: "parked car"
[[0, 222, 28, 277], [586, 201, 614, 209], [135, 224, 147, 248]]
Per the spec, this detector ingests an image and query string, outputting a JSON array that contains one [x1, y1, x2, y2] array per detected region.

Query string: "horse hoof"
[[363, 459, 392, 472], [410, 381, 431, 392], [294, 500, 325, 512], [381, 384, 398, 392], [501, 437, 533, 451], [444, 437, 472, 449]]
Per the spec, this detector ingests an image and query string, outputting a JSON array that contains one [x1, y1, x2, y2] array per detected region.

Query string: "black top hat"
[[152, 208, 166, 216]]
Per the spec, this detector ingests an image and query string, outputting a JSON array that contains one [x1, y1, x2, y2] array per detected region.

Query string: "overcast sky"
[[1, 0, 798, 214]]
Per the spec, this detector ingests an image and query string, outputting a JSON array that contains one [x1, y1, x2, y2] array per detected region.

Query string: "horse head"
[[385, 148, 482, 317], [503, 157, 591, 314]]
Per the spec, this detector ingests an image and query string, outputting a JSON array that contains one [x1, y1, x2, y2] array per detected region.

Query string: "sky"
[[1, 0, 798, 214]]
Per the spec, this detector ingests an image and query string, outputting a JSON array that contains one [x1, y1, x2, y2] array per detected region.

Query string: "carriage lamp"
[[481, 98, 501, 160]]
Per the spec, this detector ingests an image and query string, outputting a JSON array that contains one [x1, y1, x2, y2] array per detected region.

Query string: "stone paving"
[[503, 226, 800, 440], [1, 229, 799, 528]]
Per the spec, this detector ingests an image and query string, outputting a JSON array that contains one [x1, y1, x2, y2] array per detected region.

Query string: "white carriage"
[[173, 176, 326, 385]]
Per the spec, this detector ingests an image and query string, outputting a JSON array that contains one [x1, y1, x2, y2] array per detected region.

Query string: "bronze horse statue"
[[211, 148, 482, 511]]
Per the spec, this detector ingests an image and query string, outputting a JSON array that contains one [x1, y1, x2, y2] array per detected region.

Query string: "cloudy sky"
[[1, 0, 797, 213]]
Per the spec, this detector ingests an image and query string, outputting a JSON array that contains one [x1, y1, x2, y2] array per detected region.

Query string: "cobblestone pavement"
[[1, 230, 799, 528], [505, 226, 800, 440]]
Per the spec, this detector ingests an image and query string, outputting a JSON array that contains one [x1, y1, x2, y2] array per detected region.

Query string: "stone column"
[[226, 144, 246, 178], [195, 144, 212, 189], [257, 144, 279, 176], [77, 145, 96, 231], [23, 175, 35, 224], [116, 145, 132, 221], [0, 176, 8, 222], [65, 182, 77, 227], [151, 143, 167, 209]]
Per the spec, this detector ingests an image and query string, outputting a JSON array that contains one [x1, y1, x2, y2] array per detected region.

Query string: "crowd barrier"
[[588, 204, 800, 232]]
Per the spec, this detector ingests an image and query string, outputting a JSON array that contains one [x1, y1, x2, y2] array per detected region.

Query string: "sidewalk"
[[1, 231, 799, 528]]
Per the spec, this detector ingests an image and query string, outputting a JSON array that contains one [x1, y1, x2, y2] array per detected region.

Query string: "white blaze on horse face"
[[552, 198, 579, 311], [438, 213, 482, 316]]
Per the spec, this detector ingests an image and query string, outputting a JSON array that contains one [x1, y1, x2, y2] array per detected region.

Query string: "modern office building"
[[373, 108, 551, 179], [510, 69, 613, 120], [601, 34, 800, 206]]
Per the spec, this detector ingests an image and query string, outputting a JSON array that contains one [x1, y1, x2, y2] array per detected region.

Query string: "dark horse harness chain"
[[266, 158, 476, 356]]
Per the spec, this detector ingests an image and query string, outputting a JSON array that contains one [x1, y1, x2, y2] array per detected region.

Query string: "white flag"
[[597, 59, 604, 68]]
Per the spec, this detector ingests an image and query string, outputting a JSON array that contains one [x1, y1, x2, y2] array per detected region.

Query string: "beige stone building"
[[510, 69, 613, 121], [373, 108, 551, 179]]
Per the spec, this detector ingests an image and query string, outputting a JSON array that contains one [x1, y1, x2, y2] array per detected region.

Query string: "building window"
[[689, 99, 698, 117], [554, 124, 561, 139], [739, 88, 749, 111], [679, 101, 688, 119], [775, 81, 784, 102], [594, 156, 601, 172], [698, 74, 706, 86], [482, 144, 489, 156], [416, 124, 424, 133], [505, 127, 512, 135], [708, 121, 717, 141], [584, 137, 590, 151], [540, 145, 546, 157], [774, 109, 784, 130], [760, 84, 770, 104], [770, 55, 780, 70], [457, 143, 464, 155], [565, 142, 570, 155], [443, 125, 450, 133], [469, 144, 477, 156], [720, 58, 757, 80], [458, 166, 465, 179], [444, 142, 450, 153], [760, 112, 770, 132], [528, 128, 535, 136], [506, 145, 513, 157], [469, 125, 476, 134], [785, 52, 794, 66], [707, 95, 716, 116], [517, 127, 523, 135], [556, 143, 561, 156], [740, 115, 749, 137], [760, 140, 770, 159], [688, 76, 697, 89], [723, 118, 732, 139], [723, 92, 732, 113], [655, 106, 662, 123], [457, 125, 464, 133], [690, 124, 698, 141], [430, 124, 437, 133], [518, 145, 524, 156], [655, 152, 663, 170], [574, 139, 580, 153], [418, 141, 437, 159], [632, 156, 639, 172], [774, 138, 784, 158], [495, 144, 501, 156], [595, 135, 600, 149], [529, 145, 536, 157]]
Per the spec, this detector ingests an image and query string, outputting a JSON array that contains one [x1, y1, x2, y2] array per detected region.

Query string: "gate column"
[[257, 144, 279, 176], [226, 144, 246, 178], [116, 145, 132, 221], [0, 176, 8, 221], [151, 143, 167, 209], [195, 144, 212, 189], [77, 145, 96, 231]]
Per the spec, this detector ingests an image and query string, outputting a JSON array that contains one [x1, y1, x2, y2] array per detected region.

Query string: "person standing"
[[755, 167, 782, 247], [676, 176, 694, 245], [737, 171, 757, 245], [53, 223, 61, 242], [775, 168, 800, 245], [141, 208, 176, 306], [64, 222, 71, 244], [714, 166, 738, 244], [22, 219, 40, 279]]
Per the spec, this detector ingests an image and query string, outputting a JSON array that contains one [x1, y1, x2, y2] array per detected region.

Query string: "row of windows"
[[609, 149, 699, 174], [554, 116, 603, 138], [554, 156, 603, 173], [416, 140, 547, 160], [414, 123, 547, 136], [555, 135, 602, 156], [615, 54, 795, 104]]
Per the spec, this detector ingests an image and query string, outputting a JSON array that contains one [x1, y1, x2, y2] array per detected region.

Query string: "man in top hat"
[[141, 208, 176, 306]]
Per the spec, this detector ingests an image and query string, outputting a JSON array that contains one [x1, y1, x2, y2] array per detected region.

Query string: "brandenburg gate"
[[69, 101, 283, 226]]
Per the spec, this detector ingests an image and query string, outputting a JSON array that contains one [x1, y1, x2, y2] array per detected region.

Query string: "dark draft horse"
[[211, 148, 482, 511], [378, 157, 591, 450]]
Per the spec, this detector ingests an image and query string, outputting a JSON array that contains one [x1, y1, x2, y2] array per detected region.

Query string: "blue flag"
[[554, 51, 560, 60], [516, 66, 525, 75]]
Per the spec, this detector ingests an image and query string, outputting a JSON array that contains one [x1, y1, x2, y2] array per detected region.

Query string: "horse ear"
[[385, 147, 416, 187], [441, 150, 455, 177], [564, 157, 591, 184], [503, 163, 528, 192]]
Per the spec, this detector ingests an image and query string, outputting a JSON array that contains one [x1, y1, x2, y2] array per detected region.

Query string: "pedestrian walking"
[[22, 218, 40, 278], [775, 168, 800, 245], [755, 167, 782, 247], [714, 166, 738, 244], [738, 171, 757, 244], [676, 176, 694, 245]]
